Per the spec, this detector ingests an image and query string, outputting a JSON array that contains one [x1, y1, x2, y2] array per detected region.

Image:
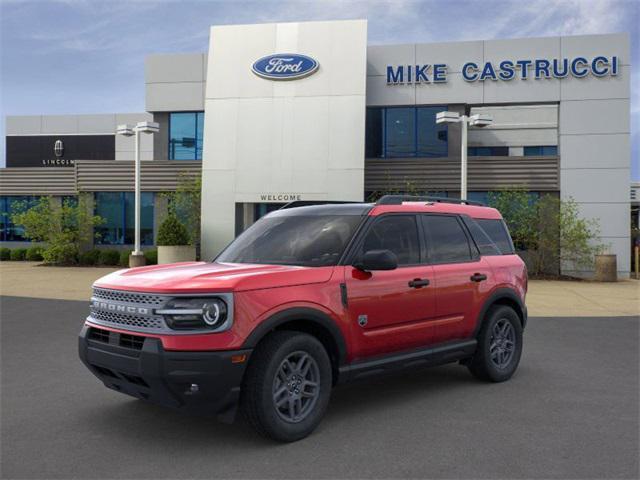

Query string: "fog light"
[[185, 383, 199, 395]]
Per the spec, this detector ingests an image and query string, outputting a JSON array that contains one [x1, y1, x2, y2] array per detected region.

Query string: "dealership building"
[[0, 20, 632, 277]]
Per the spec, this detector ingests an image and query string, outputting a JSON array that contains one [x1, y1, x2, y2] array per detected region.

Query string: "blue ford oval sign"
[[252, 53, 319, 80]]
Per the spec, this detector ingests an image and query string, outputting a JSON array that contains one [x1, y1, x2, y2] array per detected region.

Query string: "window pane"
[[361, 215, 420, 265], [541, 145, 558, 156], [169, 113, 197, 160], [476, 219, 515, 254], [491, 146, 509, 156], [524, 146, 542, 156], [417, 107, 447, 157], [218, 215, 362, 267], [95, 192, 154, 245], [463, 217, 501, 256], [385, 108, 415, 157], [196, 112, 205, 160], [1, 196, 37, 242], [365, 108, 383, 158], [468, 191, 488, 205], [95, 192, 124, 245], [423, 215, 472, 263], [124, 192, 154, 245]]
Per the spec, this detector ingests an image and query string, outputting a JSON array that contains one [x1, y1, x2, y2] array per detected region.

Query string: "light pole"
[[436, 111, 492, 200], [116, 121, 159, 267]]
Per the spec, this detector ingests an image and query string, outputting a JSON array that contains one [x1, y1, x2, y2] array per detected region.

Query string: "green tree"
[[163, 173, 201, 246], [488, 189, 604, 276], [11, 196, 104, 265], [487, 189, 538, 251]]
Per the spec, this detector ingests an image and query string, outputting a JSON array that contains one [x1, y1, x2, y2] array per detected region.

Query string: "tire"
[[241, 331, 332, 442], [468, 305, 523, 382]]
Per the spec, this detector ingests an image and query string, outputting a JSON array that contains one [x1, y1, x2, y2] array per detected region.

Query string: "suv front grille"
[[88, 327, 110, 343], [92, 287, 165, 306], [90, 308, 164, 330], [119, 333, 145, 350]]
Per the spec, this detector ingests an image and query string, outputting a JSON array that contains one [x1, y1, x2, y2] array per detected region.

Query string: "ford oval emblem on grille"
[[252, 53, 319, 80]]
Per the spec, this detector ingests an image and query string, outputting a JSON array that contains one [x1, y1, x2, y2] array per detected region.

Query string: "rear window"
[[462, 217, 502, 256], [476, 219, 515, 254]]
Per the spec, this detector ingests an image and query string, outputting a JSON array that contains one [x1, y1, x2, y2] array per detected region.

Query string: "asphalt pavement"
[[1, 296, 638, 479]]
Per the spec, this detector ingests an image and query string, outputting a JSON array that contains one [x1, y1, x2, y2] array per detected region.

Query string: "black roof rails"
[[375, 195, 485, 207], [279, 200, 364, 210]]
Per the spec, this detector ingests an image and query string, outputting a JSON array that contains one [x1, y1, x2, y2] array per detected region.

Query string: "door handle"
[[408, 278, 430, 288], [470, 273, 488, 282]]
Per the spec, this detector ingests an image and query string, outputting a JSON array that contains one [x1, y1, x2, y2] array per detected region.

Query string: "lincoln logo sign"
[[54, 139, 64, 158], [252, 54, 319, 80], [386, 55, 620, 84]]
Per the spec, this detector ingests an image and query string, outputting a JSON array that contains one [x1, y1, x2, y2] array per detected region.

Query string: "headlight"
[[157, 297, 229, 331]]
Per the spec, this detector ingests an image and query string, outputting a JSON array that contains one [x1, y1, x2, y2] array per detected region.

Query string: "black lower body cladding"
[[78, 325, 252, 422]]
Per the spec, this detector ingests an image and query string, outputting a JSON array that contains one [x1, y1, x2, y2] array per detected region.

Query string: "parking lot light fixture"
[[116, 121, 159, 267], [436, 111, 493, 200]]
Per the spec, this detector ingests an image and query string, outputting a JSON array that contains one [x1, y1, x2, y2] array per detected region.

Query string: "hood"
[[93, 262, 335, 294]]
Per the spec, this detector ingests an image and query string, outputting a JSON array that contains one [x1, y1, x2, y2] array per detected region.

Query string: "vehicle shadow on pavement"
[[83, 362, 490, 447]]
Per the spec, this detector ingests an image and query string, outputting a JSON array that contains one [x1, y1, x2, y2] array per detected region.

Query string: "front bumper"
[[78, 325, 252, 422]]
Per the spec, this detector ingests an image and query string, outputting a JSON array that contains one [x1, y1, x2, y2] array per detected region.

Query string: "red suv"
[[79, 195, 527, 442]]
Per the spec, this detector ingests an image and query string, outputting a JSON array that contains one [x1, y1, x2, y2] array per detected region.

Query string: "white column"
[[460, 116, 468, 201]]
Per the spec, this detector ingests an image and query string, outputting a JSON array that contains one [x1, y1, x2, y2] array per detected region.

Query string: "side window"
[[422, 215, 473, 264], [360, 215, 420, 265], [476, 219, 515, 254], [462, 216, 502, 256]]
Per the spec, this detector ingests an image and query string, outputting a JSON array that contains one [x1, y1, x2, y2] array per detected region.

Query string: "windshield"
[[217, 215, 363, 267]]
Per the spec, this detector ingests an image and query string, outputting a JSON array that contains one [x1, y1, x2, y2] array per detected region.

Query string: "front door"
[[345, 214, 437, 359]]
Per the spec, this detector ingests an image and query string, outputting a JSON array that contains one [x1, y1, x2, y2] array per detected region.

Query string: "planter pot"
[[594, 254, 617, 282], [158, 245, 196, 265]]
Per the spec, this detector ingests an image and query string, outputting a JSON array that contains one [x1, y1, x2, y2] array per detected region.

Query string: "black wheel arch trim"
[[474, 288, 527, 336], [242, 307, 348, 366]]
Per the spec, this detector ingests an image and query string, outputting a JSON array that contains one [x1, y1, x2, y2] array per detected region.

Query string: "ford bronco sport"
[[79, 195, 527, 442]]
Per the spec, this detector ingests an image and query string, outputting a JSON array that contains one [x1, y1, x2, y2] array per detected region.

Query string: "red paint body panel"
[[344, 265, 436, 359], [85, 201, 526, 363], [95, 262, 334, 293]]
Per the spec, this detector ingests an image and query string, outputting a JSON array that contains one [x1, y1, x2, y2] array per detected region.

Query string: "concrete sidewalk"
[[0, 261, 638, 317]]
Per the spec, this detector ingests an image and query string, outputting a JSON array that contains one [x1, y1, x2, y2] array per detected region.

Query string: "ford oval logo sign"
[[252, 53, 319, 80]]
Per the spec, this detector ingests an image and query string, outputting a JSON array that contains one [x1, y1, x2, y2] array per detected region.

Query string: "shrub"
[[119, 250, 130, 267], [43, 244, 79, 265], [163, 173, 201, 246], [10, 248, 27, 261], [157, 214, 190, 246], [0, 248, 10, 261], [79, 249, 101, 266], [11, 195, 104, 265], [98, 250, 120, 266], [144, 249, 158, 265], [25, 246, 44, 261]]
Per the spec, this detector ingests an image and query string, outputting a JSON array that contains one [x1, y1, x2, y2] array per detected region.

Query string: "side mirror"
[[354, 249, 398, 271]]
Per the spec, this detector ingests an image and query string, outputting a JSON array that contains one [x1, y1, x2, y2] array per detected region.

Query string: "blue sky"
[[1, 0, 638, 178]]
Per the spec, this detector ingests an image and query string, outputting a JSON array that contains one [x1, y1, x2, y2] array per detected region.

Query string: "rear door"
[[345, 214, 436, 359], [420, 214, 493, 343]]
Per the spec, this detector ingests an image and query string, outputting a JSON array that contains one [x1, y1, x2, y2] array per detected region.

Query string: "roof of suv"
[[271, 200, 503, 220]]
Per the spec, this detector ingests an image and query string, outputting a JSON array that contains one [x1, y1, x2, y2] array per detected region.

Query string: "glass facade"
[[169, 112, 204, 160], [524, 146, 558, 156], [366, 106, 448, 158], [468, 146, 509, 156], [0, 196, 38, 242], [95, 192, 154, 245], [469, 191, 541, 206]]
